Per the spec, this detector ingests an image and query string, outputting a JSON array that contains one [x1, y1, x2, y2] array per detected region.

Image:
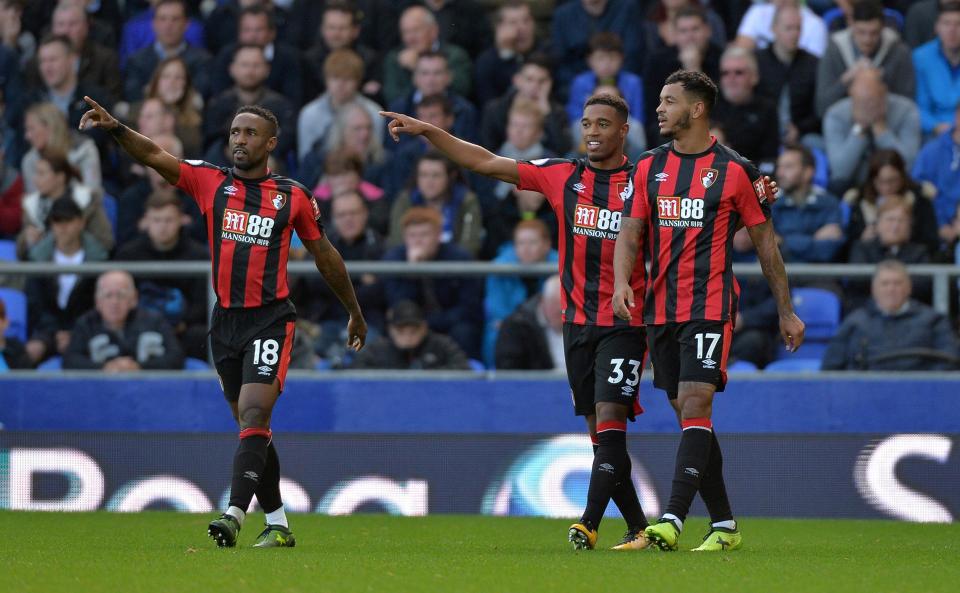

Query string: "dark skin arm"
[[612, 216, 645, 321], [747, 219, 805, 352], [380, 111, 520, 184], [302, 236, 367, 351], [78, 96, 181, 185]]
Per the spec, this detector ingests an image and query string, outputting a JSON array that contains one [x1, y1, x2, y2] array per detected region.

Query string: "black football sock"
[[580, 423, 629, 531], [663, 418, 714, 529], [255, 440, 282, 515], [700, 430, 734, 524], [594, 438, 648, 532], [228, 428, 271, 514]]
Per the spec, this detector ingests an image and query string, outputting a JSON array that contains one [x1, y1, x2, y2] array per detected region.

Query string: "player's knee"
[[239, 405, 270, 429], [595, 402, 629, 424]]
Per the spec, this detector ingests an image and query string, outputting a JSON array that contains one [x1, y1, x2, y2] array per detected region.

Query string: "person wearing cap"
[[24, 196, 108, 365], [0, 297, 32, 371], [350, 300, 470, 370]]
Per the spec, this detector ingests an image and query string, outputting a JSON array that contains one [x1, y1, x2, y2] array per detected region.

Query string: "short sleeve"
[[624, 162, 650, 219], [732, 162, 773, 228], [516, 159, 571, 210], [291, 188, 324, 242], [174, 160, 223, 212]]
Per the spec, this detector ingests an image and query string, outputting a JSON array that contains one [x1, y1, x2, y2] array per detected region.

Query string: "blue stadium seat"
[[791, 288, 841, 340], [0, 287, 27, 342], [315, 358, 332, 371], [468, 358, 486, 372], [183, 357, 210, 371], [727, 359, 758, 373], [37, 356, 63, 371], [0, 239, 16, 261], [102, 194, 118, 240], [764, 358, 822, 372]]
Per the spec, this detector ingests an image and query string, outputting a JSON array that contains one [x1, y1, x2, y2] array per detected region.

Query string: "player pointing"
[[80, 96, 367, 548], [613, 71, 804, 551]]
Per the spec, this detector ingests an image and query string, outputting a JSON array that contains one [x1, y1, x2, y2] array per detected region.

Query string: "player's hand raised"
[[612, 283, 635, 321], [78, 96, 119, 132], [347, 314, 367, 352], [779, 311, 805, 353], [380, 111, 431, 143], [764, 176, 780, 202]]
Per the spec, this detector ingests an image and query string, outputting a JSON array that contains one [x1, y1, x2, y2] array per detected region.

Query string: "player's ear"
[[692, 100, 706, 120], [267, 135, 278, 152], [620, 119, 629, 141]]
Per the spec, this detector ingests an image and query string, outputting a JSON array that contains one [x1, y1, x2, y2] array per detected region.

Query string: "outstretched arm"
[[302, 236, 367, 351], [380, 111, 520, 185], [79, 96, 181, 185], [612, 216, 645, 321], [746, 219, 805, 352]]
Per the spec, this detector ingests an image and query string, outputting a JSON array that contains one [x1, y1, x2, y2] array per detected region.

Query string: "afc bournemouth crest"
[[271, 192, 287, 210], [700, 168, 718, 189]]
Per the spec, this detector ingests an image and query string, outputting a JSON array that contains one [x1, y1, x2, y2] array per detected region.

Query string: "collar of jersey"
[[584, 155, 631, 174], [669, 137, 718, 160], [230, 168, 273, 184]]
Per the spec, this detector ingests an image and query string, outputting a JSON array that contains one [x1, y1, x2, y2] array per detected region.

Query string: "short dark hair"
[[674, 5, 708, 25], [155, 0, 187, 16], [663, 69, 718, 115], [417, 94, 454, 117], [233, 42, 266, 63], [589, 32, 624, 55], [323, 0, 359, 24], [940, 1, 960, 16], [781, 143, 815, 170], [852, 0, 884, 23], [584, 93, 629, 121], [519, 53, 554, 75], [496, 0, 531, 24], [145, 192, 183, 212], [416, 49, 449, 66], [239, 5, 276, 30], [418, 149, 458, 177], [39, 33, 75, 54], [234, 105, 279, 137]]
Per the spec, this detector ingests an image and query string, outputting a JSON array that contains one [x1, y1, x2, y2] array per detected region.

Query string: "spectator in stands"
[[388, 151, 483, 256], [312, 152, 389, 236], [124, 0, 210, 102], [21, 103, 100, 194], [134, 97, 177, 139], [24, 196, 107, 365], [731, 279, 779, 369], [0, 0, 36, 68], [641, 0, 727, 55], [26, 34, 111, 132], [202, 44, 295, 158], [387, 51, 477, 148], [844, 149, 940, 256], [296, 189, 386, 357], [64, 269, 184, 371], [209, 5, 302, 107], [643, 6, 722, 142], [822, 260, 959, 371], [713, 46, 780, 173], [495, 274, 564, 370], [474, 1, 541, 108], [754, 2, 821, 145], [484, 221, 558, 366], [114, 193, 208, 360], [551, 0, 642, 92], [18, 149, 111, 258], [0, 144, 23, 239], [850, 196, 931, 264], [772, 144, 845, 262], [566, 33, 643, 130], [382, 207, 483, 358], [28, 3, 121, 103], [824, 69, 920, 193], [483, 188, 559, 258], [418, 0, 491, 60], [203, 0, 285, 55], [905, 0, 943, 48], [492, 100, 552, 201], [120, 0, 205, 66], [299, 101, 390, 191], [0, 296, 30, 370], [913, 2, 960, 137], [297, 49, 383, 163], [285, 0, 399, 57], [350, 299, 470, 371], [735, 0, 828, 57], [384, 94, 455, 195], [303, 0, 379, 101], [142, 57, 203, 158], [912, 102, 960, 242], [815, 1, 915, 117], [382, 5, 471, 105], [480, 55, 570, 157]]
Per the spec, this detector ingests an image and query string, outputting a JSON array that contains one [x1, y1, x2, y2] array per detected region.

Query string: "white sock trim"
[[226, 506, 246, 527], [712, 519, 737, 531], [662, 513, 683, 532], [265, 505, 289, 528]]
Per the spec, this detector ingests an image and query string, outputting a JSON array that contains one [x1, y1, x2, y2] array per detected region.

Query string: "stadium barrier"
[[1, 375, 957, 522]]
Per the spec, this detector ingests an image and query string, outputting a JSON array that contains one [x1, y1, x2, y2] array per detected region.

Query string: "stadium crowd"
[[1, 0, 959, 373]]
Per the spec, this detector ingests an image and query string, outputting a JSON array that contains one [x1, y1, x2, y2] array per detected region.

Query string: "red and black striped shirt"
[[626, 140, 773, 325], [175, 160, 324, 309], [517, 157, 645, 326]]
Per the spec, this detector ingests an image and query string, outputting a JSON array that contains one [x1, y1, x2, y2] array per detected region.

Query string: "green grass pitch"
[[2, 512, 957, 593]]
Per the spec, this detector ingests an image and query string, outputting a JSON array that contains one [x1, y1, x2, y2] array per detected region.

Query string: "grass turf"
[[1, 512, 957, 593]]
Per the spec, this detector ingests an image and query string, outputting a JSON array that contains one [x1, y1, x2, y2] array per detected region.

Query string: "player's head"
[[229, 105, 279, 171], [96, 270, 138, 329], [657, 69, 717, 139], [580, 93, 629, 162]]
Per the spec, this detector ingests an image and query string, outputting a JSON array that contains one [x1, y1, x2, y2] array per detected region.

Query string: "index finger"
[[83, 95, 104, 112], [378, 111, 402, 120]]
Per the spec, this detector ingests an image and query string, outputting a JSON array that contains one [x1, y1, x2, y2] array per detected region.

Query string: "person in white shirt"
[[735, 0, 829, 57]]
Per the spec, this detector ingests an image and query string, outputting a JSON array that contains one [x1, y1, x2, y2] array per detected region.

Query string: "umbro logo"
[[702, 358, 717, 369], [655, 172, 669, 182], [684, 467, 700, 478], [244, 471, 260, 482], [621, 385, 635, 395], [257, 365, 273, 376], [572, 182, 587, 194], [224, 185, 238, 195], [599, 463, 616, 474]]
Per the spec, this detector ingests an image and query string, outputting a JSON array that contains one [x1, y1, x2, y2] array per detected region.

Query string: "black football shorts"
[[563, 323, 648, 420], [648, 320, 733, 398]]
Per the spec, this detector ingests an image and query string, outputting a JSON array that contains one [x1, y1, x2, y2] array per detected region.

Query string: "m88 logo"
[[574, 204, 622, 232], [221, 208, 275, 238]]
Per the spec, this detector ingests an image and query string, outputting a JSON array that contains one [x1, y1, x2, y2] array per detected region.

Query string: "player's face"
[[656, 83, 695, 139], [229, 113, 277, 171], [580, 104, 626, 162]]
